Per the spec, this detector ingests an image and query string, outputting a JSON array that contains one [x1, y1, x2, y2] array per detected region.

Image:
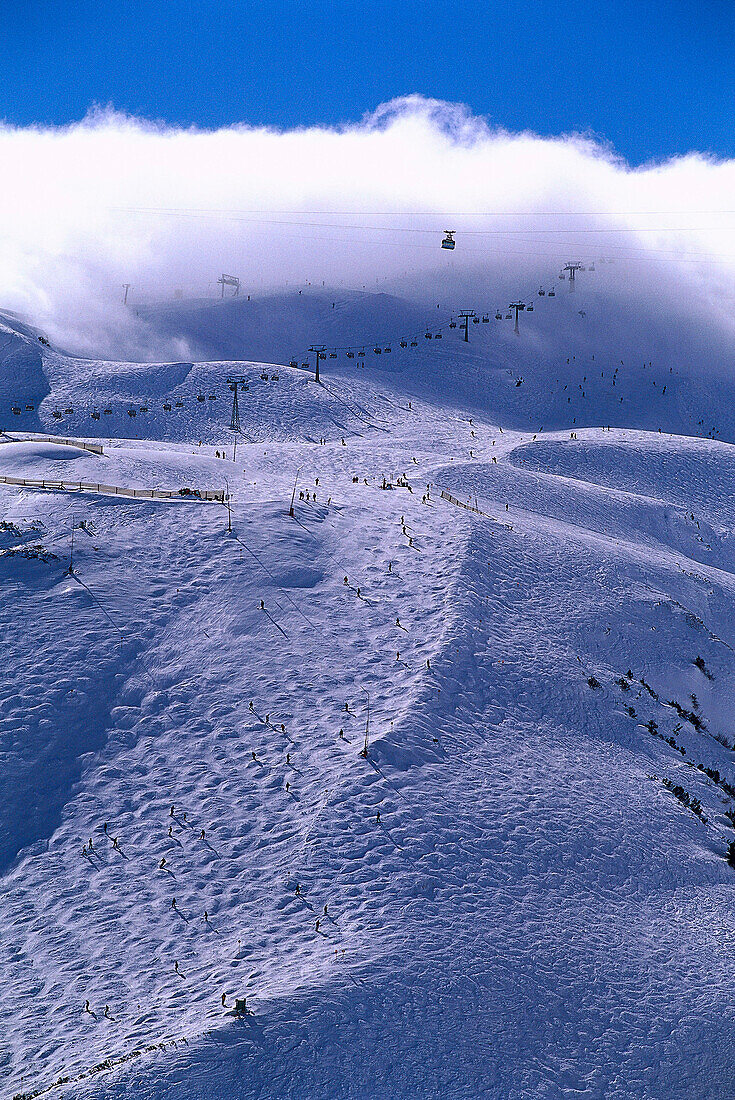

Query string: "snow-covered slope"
[[2, 288, 735, 1100]]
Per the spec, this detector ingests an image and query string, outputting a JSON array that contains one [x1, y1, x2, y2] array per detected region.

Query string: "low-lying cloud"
[[1, 95, 734, 361]]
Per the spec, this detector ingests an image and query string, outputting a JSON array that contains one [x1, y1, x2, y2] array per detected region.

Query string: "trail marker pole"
[[225, 477, 232, 533], [360, 688, 370, 758], [67, 515, 76, 574], [289, 466, 302, 517]]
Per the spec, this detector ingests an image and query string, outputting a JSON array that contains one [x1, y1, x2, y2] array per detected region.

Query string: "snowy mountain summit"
[[2, 283, 735, 1100]]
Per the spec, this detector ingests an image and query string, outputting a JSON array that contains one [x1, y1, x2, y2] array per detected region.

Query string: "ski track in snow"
[[2, 291, 735, 1098]]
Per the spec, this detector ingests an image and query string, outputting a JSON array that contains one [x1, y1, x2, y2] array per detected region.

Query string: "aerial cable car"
[[441, 230, 456, 250]]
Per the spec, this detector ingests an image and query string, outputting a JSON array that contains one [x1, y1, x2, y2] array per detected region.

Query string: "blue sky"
[[3, 0, 733, 164]]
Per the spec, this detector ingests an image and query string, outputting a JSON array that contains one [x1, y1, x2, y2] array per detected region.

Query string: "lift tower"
[[309, 345, 327, 383], [218, 274, 241, 298], [562, 262, 584, 290], [509, 302, 526, 335], [227, 376, 247, 461], [458, 311, 476, 342]]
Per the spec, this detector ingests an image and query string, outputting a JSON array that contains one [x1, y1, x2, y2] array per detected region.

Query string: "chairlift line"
[[302, 256, 591, 366]]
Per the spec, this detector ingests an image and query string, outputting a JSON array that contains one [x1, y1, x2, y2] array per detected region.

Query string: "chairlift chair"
[[589, 263, 596, 272], [482, 314, 489, 323], [329, 352, 337, 359], [472, 315, 480, 323], [410, 339, 418, 346], [140, 405, 148, 412], [538, 287, 545, 296], [505, 312, 512, 320], [11, 406, 20, 415], [197, 393, 205, 402], [289, 358, 298, 368], [449, 320, 457, 329], [424, 331, 432, 339], [399, 340, 407, 348], [374, 346, 382, 354], [128, 408, 136, 418], [346, 351, 355, 359], [358, 348, 366, 357], [175, 399, 184, 407], [441, 230, 456, 250], [104, 407, 112, 415], [434, 333, 442, 339], [163, 403, 172, 411], [548, 288, 556, 297], [64, 407, 74, 414], [495, 311, 502, 320], [53, 408, 62, 419], [527, 304, 534, 312], [25, 404, 34, 411], [384, 346, 391, 353], [92, 409, 100, 420]]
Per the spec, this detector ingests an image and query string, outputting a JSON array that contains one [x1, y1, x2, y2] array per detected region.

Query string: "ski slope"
[[2, 288, 735, 1099]]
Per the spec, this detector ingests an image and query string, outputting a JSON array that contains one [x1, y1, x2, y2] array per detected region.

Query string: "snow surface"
[[2, 284, 735, 1099]]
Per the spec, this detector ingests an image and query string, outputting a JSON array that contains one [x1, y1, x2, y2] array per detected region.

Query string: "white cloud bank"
[[1, 96, 734, 358]]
